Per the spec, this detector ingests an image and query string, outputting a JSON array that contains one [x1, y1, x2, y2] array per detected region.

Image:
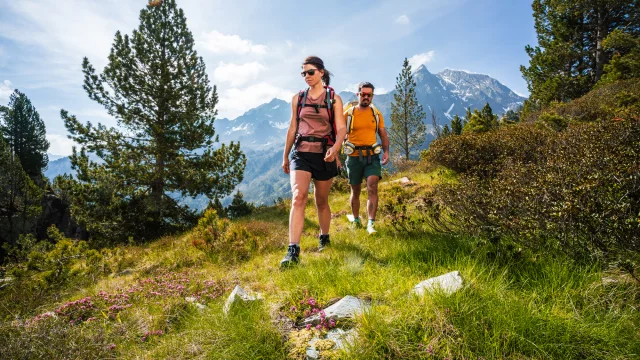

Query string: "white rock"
[[306, 328, 357, 359], [223, 285, 260, 314], [413, 271, 463, 296], [302, 296, 369, 325]]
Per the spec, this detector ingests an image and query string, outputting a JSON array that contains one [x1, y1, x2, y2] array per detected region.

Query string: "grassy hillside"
[[1, 164, 638, 359]]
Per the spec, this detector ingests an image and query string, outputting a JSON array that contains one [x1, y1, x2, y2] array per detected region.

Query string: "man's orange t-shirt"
[[343, 106, 385, 156]]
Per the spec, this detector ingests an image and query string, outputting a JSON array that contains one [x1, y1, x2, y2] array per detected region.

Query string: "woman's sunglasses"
[[301, 69, 319, 77]]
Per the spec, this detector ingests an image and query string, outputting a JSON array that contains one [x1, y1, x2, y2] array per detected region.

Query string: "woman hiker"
[[280, 56, 347, 267]]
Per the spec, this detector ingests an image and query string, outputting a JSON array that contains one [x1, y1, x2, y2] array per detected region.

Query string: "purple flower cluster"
[[141, 329, 163, 342], [55, 297, 97, 324], [288, 293, 337, 332], [26, 271, 225, 327]]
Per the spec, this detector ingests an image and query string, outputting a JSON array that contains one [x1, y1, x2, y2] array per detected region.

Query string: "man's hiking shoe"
[[350, 217, 362, 228], [367, 220, 377, 235], [318, 234, 330, 251], [280, 244, 300, 268]]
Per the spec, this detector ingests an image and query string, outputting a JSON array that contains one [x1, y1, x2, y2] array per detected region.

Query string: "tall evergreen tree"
[[0, 90, 49, 179], [60, 0, 246, 244], [462, 103, 498, 134], [0, 137, 42, 253], [431, 110, 441, 139], [389, 58, 427, 160], [521, 0, 639, 104], [597, 29, 640, 85], [441, 124, 451, 137], [450, 115, 463, 135]]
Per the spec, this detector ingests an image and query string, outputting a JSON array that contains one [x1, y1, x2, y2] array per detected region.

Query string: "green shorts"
[[345, 154, 382, 185]]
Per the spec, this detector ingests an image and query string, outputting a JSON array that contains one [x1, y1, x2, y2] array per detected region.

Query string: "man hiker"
[[342, 82, 389, 234]]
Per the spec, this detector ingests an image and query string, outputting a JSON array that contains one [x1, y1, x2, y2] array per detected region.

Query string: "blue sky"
[[0, 0, 536, 156]]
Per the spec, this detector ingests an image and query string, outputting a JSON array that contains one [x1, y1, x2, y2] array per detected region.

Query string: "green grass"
[[1, 166, 638, 359]]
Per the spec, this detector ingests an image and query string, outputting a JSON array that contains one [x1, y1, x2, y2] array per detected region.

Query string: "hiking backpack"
[[295, 86, 337, 145]]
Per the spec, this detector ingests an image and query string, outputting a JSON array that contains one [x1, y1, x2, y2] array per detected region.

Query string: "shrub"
[[193, 209, 258, 262], [430, 119, 640, 269]]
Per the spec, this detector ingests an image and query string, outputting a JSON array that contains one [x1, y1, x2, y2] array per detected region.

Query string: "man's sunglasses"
[[301, 69, 319, 77], [359, 93, 374, 98]]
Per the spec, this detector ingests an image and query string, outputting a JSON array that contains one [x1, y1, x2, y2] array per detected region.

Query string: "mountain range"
[[45, 65, 526, 208]]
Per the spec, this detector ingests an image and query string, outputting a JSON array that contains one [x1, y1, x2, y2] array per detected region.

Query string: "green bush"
[[430, 119, 640, 270], [192, 209, 257, 262], [426, 123, 552, 178]]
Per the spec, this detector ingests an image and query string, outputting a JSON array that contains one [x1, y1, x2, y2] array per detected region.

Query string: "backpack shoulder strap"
[[295, 88, 308, 134], [370, 104, 381, 133], [345, 106, 356, 135], [325, 86, 335, 123]]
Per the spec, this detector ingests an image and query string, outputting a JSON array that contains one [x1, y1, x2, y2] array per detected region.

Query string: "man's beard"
[[359, 100, 370, 107]]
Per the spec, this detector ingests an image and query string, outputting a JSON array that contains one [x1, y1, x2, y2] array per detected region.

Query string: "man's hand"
[[381, 151, 389, 165], [282, 157, 290, 174]]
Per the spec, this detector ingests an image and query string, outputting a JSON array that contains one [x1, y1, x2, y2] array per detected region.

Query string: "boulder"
[[306, 328, 357, 359], [413, 271, 463, 296], [302, 295, 369, 325], [223, 285, 261, 314]]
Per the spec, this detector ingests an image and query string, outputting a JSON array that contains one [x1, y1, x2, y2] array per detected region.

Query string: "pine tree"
[[450, 115, 463, 135], [441, 124, 451, 137], [462, 103, 498, 134], [521, 0, 639, 105], [60, 0, 246, 244], [501, 109, 520, 125], [226, 190, 253, 219], [597, 29, 640, 85], [431, 110, 441, 139], [389, 58, 427, 160], [0, 137, 42, 252], [0, 90, 49, 179]]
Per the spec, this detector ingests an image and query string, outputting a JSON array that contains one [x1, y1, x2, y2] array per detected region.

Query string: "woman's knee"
[[315, 194, 329, 209], [291, 188, 308, 207]]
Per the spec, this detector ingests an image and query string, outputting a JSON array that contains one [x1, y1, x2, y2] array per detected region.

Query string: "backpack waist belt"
[[354, 146, 374, 164]]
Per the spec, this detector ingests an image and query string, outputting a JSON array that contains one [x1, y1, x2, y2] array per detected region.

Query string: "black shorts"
[[290, 151, 338, 181]]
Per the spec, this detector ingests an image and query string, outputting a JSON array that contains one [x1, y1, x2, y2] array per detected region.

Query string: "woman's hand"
[[282, 157, 290, 174], [324, 146, 338, 162]]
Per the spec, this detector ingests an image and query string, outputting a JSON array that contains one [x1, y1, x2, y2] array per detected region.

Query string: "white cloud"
[[0, 80, 14, 103], [343, 83, 360, 93], [376, 87, 388, 94], [218, 82, 294, 119], [395, 15, 410, 25], [214, 61, 267, 87], [198, 31, 267, 55], [285, 40, 293, 48], [46, 134, 78, 156], [408, 51, 436, 69]]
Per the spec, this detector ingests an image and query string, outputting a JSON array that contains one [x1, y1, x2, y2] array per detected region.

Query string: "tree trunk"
[[594, 5, 608, 82]]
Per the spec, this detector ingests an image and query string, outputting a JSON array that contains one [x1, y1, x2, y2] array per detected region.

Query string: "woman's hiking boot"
[[280, 244, 300, 268], [318, 234, 330, 251]]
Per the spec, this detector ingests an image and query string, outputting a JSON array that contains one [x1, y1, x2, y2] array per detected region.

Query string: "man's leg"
[[346, 156, 364, 227], [364, 155, 383, 234], [366, 175, 379, 221], [350, 183, 362, 219]]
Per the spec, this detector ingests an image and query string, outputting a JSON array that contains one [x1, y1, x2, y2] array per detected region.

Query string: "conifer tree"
[[462, 103, 498, 134], [60, 0, 246, 243], [226, 190, 253, 219], [521, 0, 639, 104], [441, 124, 451, 137], [389, 58, 426, 160], [0, 90, 49, 179], [450, 115, 463, 135], [0, 137, 42, 251]]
